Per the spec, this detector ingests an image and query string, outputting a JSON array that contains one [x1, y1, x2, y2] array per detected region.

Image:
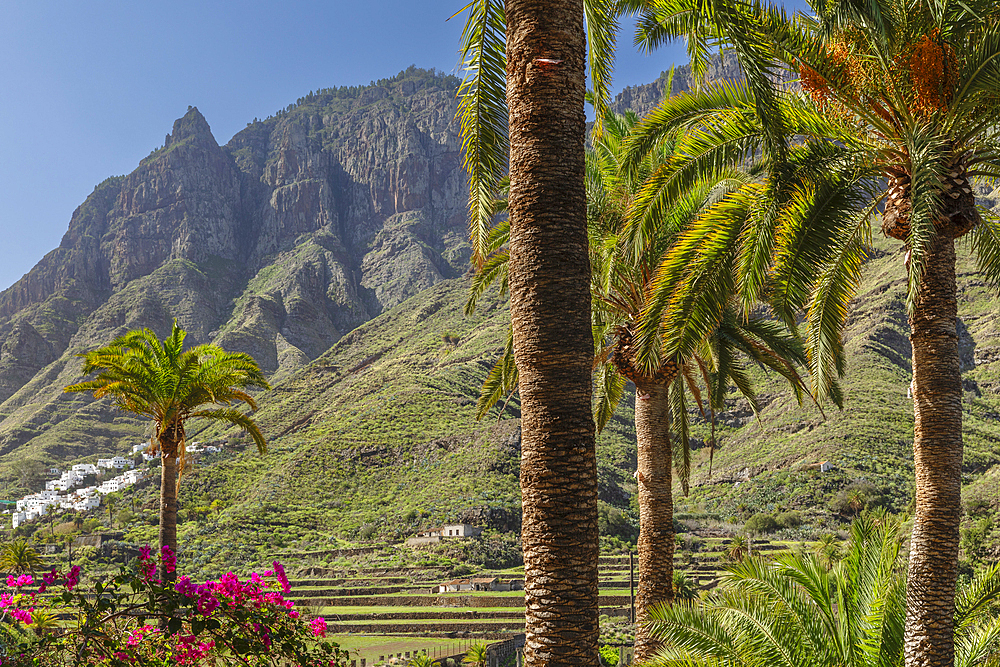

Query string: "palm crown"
[[66, 322, 269, 460], [625, 1, 1000, 663]]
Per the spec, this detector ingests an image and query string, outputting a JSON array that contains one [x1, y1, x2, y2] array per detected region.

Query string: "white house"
[[73, 464, 99, 476], [439, 578, 475, 592], [48, 467, 61, 476], [820, 461, 834, 473], [427, 524, 481, 538], [73, 496, 100, 511], [97, 457, 132, 470], [122, 469, 145, 484], [97, 478, 123, 494], [406, 524, 484, 546]]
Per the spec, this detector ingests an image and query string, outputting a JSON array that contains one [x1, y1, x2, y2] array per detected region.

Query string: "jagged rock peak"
[[164, 106, 216, 148]]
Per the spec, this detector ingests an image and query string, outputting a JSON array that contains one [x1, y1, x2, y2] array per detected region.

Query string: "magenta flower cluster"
[[3, 546, 348, 667], [2, 566, 82, 627]]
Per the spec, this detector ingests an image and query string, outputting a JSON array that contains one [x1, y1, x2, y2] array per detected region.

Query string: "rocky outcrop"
[[611, 51, 796, 117], [0, 68, 471, 466]]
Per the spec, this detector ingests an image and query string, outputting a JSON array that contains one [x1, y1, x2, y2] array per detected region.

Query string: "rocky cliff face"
[[611, 51, 796, 116], [0, 68, 470, 471]]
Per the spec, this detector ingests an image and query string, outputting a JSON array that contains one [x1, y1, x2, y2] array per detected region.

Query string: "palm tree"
[[724, 535, 749, 563], [471, 107, 813, 660], [644, 513, 1000, 667], [814, 533, 842, 569], [463, 644, 489, 667], [457, 1, 620, 664], [587, 109, 811, 660], [470, 106, 812, 659], [672, 571, 697, 601], [0, 538, 44, 576], [506, 4, 600, 664], [410, 654, 438, 667], [65, 321, 269, 581], [106, 493, 116, 530], [29, 609, 59, 638], [629, 2, 1000, 663]]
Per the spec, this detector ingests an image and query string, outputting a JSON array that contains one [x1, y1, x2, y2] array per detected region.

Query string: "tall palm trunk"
[[905, 231, 963, 667], [158, 431, 181, 585], [633, 381, 674, 661], [506, 2, 598, 666], [159, 454, 178, 582]]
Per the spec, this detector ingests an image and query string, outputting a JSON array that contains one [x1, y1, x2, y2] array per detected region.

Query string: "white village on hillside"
[[9, 442, 222, 529]]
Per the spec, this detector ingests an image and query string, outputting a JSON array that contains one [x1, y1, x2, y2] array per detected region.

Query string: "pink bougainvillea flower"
[[11, 607, 32, 625], [310, 617, 327, 638], [161, 545, 176, 574], [272, 561, 290, 594], [66, 566, 81, 592], [175, 576, 197, 597]]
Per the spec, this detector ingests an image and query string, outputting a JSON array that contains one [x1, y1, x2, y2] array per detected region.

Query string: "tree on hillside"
[[0, 538, 44, 576], [630, 1, 1000, 663], [65, 321, 269, 582], [105, 493, 118, 530]]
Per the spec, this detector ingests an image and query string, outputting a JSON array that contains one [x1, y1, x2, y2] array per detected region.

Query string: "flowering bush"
[[0, 546, 348, 666]]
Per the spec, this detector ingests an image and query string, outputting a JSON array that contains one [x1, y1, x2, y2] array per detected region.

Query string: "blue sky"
[[0, 1, 799, 291]]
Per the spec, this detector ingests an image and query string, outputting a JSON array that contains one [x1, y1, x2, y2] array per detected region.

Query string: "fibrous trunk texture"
[[904, 231, 962, 667], [506, 2, 599, 665], [159, 449, 179, 585], [633, 381, 674, 661]]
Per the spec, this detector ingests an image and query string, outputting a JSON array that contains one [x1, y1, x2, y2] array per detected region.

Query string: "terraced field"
[[281, 537, 801, 664]]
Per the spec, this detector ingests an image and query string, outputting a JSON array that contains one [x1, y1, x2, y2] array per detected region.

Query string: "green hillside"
[[671, 232, 1000, 546]]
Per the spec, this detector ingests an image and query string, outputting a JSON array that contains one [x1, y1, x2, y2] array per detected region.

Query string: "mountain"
[[2, 63, 999, 574], [609, 51, 797, 117], [0, 67, 472, 485]]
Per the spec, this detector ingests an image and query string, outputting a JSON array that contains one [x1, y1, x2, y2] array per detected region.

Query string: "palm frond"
[[456, 0, 508, 266], [585, 0, 621, 131], [475, 328, 518, 421], [670, 372, 691, 494], [189, 408, 267, 454], [594, 362, 627, 433]]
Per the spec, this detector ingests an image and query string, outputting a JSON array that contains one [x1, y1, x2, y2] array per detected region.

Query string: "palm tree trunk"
[[159, 452, 178, 584], [506, 2, 598, 666], [633, 381, 674, 661], [904, 231, 962, 667]]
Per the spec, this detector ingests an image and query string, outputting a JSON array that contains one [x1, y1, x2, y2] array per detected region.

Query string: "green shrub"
[[744, 513, 779, 534], [599, 644, 620, 666], [775, 511, 803, 529], [829, 482, 885, 516]]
